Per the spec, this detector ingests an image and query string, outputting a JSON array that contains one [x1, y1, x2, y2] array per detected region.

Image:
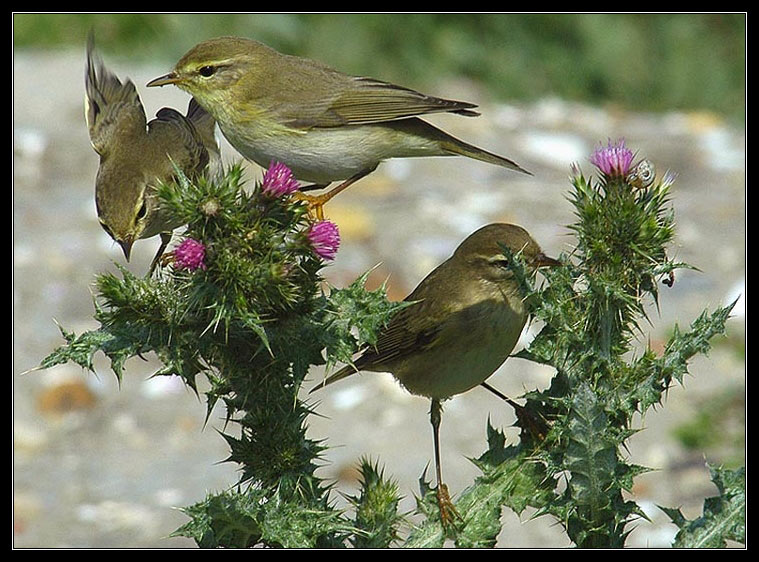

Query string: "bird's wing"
[[148, 104, 211, 177], [268, 57, 479, 129], [352, 261, 456, 371], [358, 305, 442, 366], [311, 77, 480, 127], [185, 97, 221, 168], [310, 304, 441, 393], [84, 35, 147, 156], [310, 260, 455, 393]]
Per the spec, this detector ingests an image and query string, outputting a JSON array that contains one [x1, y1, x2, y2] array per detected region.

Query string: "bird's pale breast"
[[222, 120, 443, 184]]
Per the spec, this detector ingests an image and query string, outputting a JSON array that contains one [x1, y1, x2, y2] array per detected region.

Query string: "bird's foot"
[[436, 483, 463, 532], [514, 404, 551, 442], [292, 168, 375, 220], [293, 192, 328, 220]]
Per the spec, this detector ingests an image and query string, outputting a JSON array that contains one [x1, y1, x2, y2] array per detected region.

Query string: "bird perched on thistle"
[[85, 34, 219, 270], [311, 223, 559, 528], [147, 36, 529, 218]]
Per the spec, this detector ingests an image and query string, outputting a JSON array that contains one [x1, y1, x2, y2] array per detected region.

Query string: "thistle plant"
[[39, 144, 743, 548], [401, 139, 743, 548], [40, 161, 405, 547]]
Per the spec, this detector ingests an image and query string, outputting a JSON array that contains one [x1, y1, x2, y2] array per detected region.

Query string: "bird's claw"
[[514, 405, 551, 442], [293, 192, 327, 220], [436, 483, 463, 532]]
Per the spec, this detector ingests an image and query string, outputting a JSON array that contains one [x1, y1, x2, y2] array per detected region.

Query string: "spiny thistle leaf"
[[659, 464, 745, 548], [173, 486, 353, 548], [321, 269, 413, 369], [625, 300, 738, 414], [39, 323, 132, 381], [406, 422, 554, 548]]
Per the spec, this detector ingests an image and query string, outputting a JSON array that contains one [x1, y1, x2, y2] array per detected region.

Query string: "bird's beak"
[[534, 253, 561, 268], [118, 237, 134, 262], [147, 72, 181, 87]]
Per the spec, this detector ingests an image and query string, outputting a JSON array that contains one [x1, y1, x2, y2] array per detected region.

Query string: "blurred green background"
[[13, 13, 746, 121]]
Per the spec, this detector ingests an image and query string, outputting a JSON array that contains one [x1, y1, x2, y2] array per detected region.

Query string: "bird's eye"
[[136, 200, 148, 221], [492, 258, 510, 269], [198, 65, 216, 77]]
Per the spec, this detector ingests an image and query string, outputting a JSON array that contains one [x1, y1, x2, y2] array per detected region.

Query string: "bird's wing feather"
[[268, 58, 480, 128], [84, 35, 147, 156], [185, 98, 221, 168], [310, 260, 455, 393], [310, 310, 442, 393], [315, 77, 480, 127], [148, 105, 210, 176], [345, 263, 452, 369], [360, 312, 442, 366]]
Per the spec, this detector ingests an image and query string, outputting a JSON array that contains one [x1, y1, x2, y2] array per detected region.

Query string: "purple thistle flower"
[[261, 161, 301, 197], [173, 238, 207, 271], [590, 139, 635, 178], [307, 220, 340, 261]]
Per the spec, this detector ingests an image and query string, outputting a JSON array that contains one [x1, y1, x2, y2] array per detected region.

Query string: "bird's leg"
[[430, 398, 462, 530], [480, 381, 522, 411], [298, 182, 330, 193], [149, 232, 173, 275], [294, 165, 377, 220], [480, 381, 550, 442]]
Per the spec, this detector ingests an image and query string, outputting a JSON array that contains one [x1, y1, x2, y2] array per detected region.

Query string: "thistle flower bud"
[[261, 161, 301, 197], [173, 238, 207, 271], [307, 221, 340, 261], [590, 139, 635, 178]]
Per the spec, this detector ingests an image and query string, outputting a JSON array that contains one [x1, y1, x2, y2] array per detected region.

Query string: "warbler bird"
[[85, 35, 219, 269], [147, 36, 529, 218], [311, 223, 559, 527]]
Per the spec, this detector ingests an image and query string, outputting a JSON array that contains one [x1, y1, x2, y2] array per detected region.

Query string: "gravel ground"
[[14, 48, 745, 548]]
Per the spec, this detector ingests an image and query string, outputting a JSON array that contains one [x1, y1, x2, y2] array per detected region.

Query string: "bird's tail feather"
[[441, 137, 532, 175], [309, 364, 359, 394]]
